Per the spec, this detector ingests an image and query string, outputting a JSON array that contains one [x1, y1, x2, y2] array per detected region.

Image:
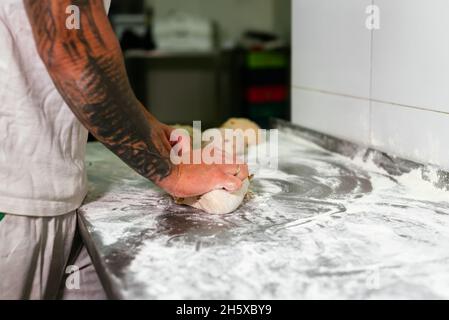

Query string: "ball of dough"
[[176, 179, 250, 214], [202, 128, 246, 156], [220, 118, 261, 146]]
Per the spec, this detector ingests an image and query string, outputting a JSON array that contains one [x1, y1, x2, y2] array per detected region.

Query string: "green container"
[[247, 52, 288, 70], [0, 213, 4, 222]]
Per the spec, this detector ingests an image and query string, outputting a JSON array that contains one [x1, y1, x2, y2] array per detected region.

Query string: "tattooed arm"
[[24, 0, 247, 197]]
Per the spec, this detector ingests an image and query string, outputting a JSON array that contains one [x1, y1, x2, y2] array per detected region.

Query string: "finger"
[[220, 163, 248, 179], [214, 173, 243, 192], [163, 126, 177, 145], [236, 164, 249, 181], [160, 133, 173, 152], [221, 164, 241, 176]]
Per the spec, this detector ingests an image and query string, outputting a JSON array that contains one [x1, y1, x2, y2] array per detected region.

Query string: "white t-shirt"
[[0, 0, 111, 216]]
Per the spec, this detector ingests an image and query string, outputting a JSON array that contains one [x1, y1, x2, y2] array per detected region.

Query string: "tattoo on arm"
[[23, 0, 172, 182]]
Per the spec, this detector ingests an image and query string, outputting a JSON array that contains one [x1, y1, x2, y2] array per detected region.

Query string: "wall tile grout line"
[[292, 85, 449, 116], [292, 85, 371, 101]]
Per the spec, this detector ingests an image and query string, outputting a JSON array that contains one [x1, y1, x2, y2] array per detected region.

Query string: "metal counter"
[[79, 124, 449, 299]]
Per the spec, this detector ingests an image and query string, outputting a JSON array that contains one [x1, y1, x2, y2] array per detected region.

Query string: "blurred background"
[[109, 0, 292, 129], [107, 0, 449, 171]]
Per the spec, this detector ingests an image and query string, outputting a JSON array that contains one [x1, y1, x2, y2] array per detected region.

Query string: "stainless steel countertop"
[[79, 126, 449, 299]]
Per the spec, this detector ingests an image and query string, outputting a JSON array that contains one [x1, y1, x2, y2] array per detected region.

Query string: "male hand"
[[159, 161, 249, 198], [144, 110, 176, 156], [146, 117, 249, 198], [158, 142, 249, 198]]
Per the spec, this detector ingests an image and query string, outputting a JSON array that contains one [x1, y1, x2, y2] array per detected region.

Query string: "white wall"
[[292, 0, 449, 170], [147, 0, 291, 45]]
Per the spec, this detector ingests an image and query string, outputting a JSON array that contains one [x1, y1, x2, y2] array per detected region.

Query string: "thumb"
[[214, 173, 243, 192]]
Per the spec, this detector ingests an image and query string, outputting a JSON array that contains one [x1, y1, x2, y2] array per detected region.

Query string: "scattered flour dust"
[[83, 132, 449, 299], [351, 151, 449, 203]]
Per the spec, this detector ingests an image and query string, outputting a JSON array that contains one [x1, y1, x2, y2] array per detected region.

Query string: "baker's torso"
[[0, 0, 111, 216]]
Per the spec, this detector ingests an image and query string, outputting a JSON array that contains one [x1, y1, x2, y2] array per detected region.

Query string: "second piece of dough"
[[176, 179, 250, 214]]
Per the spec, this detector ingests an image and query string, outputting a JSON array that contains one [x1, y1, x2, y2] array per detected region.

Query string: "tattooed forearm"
[[24, 0, 172, 182]]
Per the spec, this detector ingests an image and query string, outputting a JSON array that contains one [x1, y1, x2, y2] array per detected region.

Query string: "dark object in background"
[[109, 1, 144, 15], [245, 30, 278, 42], [120, 29, 156, 51], [109, 0, 156, 52], [125, 51, 233, 129], [239, 30, 285, 51], [233, 48, 291, 129], [125, 48, 291, 131]]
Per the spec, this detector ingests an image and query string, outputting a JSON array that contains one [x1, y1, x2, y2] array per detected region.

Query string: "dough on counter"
[[202, 128, 246, 155], [220, 118, 261, 146], [201, 118, 261, 156], [176, 179, 250, 214]]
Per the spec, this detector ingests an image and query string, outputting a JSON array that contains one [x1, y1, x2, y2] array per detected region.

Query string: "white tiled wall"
[[292, 0, 449, 170], [372, 0, 449, 113], [292, 0, 372, 98], [292, 88, 371, 145], [371, 102, 449, 168]]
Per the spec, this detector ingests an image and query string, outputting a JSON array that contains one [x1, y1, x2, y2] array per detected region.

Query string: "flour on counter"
[[80, 131, 449, 299]]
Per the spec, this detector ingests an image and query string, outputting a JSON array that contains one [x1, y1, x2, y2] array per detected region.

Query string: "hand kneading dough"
[[176, 179, 250, 214]]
